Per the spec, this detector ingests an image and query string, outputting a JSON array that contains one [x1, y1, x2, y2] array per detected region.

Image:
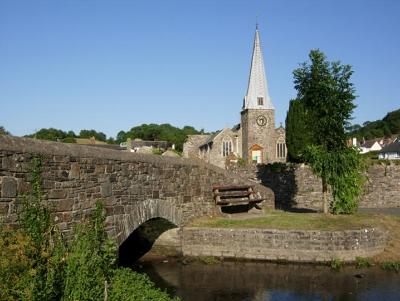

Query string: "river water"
[[134, 258, 400, 301]]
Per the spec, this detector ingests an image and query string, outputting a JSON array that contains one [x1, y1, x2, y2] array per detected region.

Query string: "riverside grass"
[[190, 210, 395, 231]]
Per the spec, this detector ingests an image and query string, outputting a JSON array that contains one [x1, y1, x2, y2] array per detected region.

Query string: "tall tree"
[[285, 99, 312, 162], [294, 49, 363, 214]]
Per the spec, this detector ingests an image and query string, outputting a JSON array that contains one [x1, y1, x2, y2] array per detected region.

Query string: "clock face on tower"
[[256, 115, 268, 127]]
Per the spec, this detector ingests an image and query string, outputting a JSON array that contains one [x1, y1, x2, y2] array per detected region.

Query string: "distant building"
[[120, 138, 171, 154], [350, 136, 398, 154], [359, 139, 382, 154], [378, 138, 400, 160], [183, 25, 286, 169]]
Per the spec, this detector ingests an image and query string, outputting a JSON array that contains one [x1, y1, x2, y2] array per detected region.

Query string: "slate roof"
[[199, 131, 220, 148], [379, 140, 400, 153], [361, 139, 380, 148]]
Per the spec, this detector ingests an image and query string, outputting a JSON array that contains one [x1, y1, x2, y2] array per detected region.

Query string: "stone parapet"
[[0, 136, 274, 245]]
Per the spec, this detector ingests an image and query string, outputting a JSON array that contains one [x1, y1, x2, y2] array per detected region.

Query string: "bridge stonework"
[[0, 136, 274, 245]]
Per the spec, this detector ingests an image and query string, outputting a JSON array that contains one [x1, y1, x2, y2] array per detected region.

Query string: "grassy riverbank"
[[191, 210, 399, 230]]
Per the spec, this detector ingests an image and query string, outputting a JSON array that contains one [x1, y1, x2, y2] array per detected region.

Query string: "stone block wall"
[[362, 164, 400, 208], [241, 163, 400, 210], [181, 227, 388, 262], [0, 136, 274, 245]]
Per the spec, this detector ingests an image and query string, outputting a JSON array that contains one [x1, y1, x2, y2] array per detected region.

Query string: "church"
[[183, 26, 286, 169]]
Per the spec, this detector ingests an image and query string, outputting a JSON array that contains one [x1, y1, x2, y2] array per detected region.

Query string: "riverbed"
[[134, 257, 400, 301]]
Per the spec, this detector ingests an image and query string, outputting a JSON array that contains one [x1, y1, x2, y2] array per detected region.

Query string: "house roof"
[[199, 131, 220, 148], [380, 140, 400, 153], [361, 139, 380, 148]]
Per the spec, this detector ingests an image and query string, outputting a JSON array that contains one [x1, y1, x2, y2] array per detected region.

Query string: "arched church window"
[[222, 139, 232, 157], [276, 140, 286, 158]]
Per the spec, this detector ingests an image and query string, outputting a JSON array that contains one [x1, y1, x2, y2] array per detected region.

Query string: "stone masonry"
[[0, 136, 274, 245], [181, 227, 388, 262], [255, 163, 400, 210], [241, 108, 277, 163]]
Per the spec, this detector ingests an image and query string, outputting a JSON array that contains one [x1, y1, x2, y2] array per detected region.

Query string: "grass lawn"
[[191, 210, 399, 231]]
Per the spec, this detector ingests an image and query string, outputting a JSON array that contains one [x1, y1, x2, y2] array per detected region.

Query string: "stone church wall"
[[182, 135, 210, 159]]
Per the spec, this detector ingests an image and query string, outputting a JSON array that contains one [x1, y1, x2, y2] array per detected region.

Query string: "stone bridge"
[[0, 136, 274, 245]]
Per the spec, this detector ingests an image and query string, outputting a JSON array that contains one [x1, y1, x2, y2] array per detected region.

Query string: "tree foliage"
[[26, 128, 76, 143], [293, 49, 364, 214], [348, 109, 400, 140], [116, 123, 204, 151], [79, 129, 107, 142], [285, 99, 313, 162], [0, 126, 10, 136]]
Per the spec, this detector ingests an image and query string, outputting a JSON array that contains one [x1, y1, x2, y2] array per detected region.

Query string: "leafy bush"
[[18, 156, 66, 301], [0, 228, 35, 301], [109, 268, 179, 301], [62, 203, 116, 301]]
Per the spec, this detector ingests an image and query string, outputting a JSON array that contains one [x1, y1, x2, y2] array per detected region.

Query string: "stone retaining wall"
[[239, 163, 400, 210], [181, 227, 388, 262]]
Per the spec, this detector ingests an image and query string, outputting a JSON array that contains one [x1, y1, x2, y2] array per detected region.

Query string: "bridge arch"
[[114, 198, 182, 246]]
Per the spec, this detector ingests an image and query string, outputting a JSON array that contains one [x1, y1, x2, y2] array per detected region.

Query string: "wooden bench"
[[212, 184, 265, 206]]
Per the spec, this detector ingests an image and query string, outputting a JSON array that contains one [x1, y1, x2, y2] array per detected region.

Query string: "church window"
[[222, 140, 232, 157], [257, 97, 264, 106], [276, 142, 286, 158]]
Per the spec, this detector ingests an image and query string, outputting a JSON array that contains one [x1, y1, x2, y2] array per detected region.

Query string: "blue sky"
[[1, 0, 399, 138]]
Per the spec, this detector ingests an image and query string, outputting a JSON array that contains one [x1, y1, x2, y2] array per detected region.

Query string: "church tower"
[[241, 25, 276, 164]]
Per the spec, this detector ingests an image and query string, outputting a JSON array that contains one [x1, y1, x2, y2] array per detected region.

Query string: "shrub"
[[109, 268, 179, 301], [330, 258, 343, 270], [381, 261, 400, 273], [62, 203, 116, 301], [356, 257, 373, 268], [0, 228, 35, 301]]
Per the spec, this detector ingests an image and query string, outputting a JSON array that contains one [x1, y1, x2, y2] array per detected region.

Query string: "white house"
[[359, 139, 382, 154]]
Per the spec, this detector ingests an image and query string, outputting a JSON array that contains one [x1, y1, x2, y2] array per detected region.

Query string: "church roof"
[[243, 25, 274, 110]]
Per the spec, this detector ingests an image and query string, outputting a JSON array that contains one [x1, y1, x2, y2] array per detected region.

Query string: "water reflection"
[[134, 259, 400, 301]]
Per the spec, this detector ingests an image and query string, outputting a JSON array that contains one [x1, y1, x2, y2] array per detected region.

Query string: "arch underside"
[[115, 198, 181, 246]]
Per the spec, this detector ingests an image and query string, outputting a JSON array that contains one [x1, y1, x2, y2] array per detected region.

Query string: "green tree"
[[121, 123, 205, 151], [79, 129, 107, 142], [116, 131, 127, 144], [348, 108, 400, 140], [294, 49, 364, 214], [26, 128, 76, 143], [285, 99, 312, 162], [0, 126, 10, 136]]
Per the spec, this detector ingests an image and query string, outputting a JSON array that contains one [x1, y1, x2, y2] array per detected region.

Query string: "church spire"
[[243, 25, 274, 110]]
